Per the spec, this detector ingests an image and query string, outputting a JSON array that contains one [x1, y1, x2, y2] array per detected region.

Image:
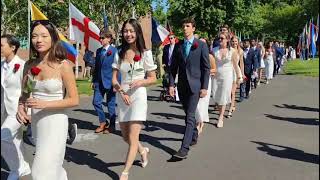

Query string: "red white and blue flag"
[[151, 18, 170, 44]]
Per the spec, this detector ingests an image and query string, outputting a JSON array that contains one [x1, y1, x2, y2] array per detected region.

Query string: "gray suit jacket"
[[169, 38, 210, 93]]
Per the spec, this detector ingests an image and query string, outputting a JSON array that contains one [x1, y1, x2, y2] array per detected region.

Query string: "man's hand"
[[199, 89, 207, 98], [169, 86, 175, 97]]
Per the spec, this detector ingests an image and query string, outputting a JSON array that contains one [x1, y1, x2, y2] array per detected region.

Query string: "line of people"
[[1, 17, 289, 180]]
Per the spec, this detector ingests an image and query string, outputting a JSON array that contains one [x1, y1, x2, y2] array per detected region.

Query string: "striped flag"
[[30, 1, 77, 63], [151, 17, 169, 44]]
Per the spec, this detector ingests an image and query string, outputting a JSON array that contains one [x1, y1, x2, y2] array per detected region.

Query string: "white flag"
[[69, 3, 101, 52]]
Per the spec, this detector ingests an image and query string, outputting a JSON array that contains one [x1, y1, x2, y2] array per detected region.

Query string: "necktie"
[[184, 41, 191, 58]]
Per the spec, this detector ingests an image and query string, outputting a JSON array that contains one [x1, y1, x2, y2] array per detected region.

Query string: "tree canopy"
[[1, 0, 319, 46]]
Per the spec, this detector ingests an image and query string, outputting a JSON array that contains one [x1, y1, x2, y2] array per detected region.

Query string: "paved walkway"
[[2, 74, 319, 180]]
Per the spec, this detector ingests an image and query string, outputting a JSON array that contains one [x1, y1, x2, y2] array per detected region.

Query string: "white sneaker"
[[266, 80, 269, 84]]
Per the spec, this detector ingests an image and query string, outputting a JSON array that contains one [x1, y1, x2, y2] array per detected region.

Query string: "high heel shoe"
[[226, 106, 235, 118], [217, 120, 224, 128], [120, 171, 129, 180], [140, 147, 150, 168]]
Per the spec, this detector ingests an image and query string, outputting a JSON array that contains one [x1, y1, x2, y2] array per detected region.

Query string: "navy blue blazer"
[[243, 47, 260, 74], [92, 46, 117, 89], [162, 44, 171, 67], [169, 38, 210, 93]]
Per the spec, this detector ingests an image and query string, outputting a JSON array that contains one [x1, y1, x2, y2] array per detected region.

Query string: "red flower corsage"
[[192, 42, 199, 50], [107, 50, 112, 56], [133, 55, 141, 62], [30, 67, 41, 76], [13, 64, 20, 73]]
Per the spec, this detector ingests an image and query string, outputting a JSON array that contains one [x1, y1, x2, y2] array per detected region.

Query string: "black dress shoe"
[[173, 150, 188, 159]]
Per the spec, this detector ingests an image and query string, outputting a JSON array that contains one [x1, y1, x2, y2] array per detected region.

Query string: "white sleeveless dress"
[[195, 77, 211, 122], [31, 79, 68, 180], [112, 50, 157, 122], [211, 47, 234, 105], [264, 52, 274, 80]]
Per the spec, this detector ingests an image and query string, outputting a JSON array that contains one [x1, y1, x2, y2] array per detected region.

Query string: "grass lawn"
[[284, 58, 319, 77], [76, 78, 163, 95], [76, 79, 93, 96]]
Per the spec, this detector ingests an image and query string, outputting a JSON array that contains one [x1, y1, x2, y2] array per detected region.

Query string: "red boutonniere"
[[192, 42, 199, 50], [107, 50, 112, 56], [30, 66, 41, 76], [133, 55, 141, 62], [13, 64, 20, 73]]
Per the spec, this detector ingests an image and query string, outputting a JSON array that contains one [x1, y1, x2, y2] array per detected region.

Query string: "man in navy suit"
[[169, 17, 210, 159], [162, 33, 176, 72], [92, 30, 117, 134], [240, 39, 259, 101]]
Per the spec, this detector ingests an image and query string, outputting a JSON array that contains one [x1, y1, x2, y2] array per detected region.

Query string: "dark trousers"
[[178, 83, 200, 154], [240, 73, 251, 98], [92, 83, 116, 128], [273, 59, 278, 77], [276, 58, 282, 74]]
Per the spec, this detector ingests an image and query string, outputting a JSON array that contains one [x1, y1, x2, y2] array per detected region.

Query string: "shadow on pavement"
[[1, 171, 8, 180], [147, 95, 161, 102], [146, 120, 185, 134], [274, 104, 319, 112], [73, 109, 97, 116], [112, 130, 178, 156], [252, 141, 319, 165], [1, 156, 9, 179], [65, 146, 140, 180], [151, 112, 185, 120], [68, 117, 98, 131], [264, 114, 319, 125]]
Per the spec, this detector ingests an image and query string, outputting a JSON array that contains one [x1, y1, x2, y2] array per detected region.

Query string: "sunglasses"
[[169, 37, 175, 40], [219, 37, 226, 40], [100, 36, 106, 39]]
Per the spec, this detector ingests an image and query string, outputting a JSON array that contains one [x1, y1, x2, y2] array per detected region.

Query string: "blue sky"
[[151, 0, 169, 13]]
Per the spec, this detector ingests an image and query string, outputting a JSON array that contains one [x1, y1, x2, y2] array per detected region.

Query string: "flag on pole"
[[102, 4, 108, 31], [69, 3, 101, 53], [30, 1, 77, 63], [151, 17, 170, 44], [161, 21, 178, 46], [310, 22, 317, 58], [30, 2, 48, 21], [316, 14, 319, 42]]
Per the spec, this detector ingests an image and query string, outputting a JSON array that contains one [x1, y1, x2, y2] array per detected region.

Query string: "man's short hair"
[[100, 30, 114, 39], [1, 34, 20, 54], [182, 17, 196, 27]]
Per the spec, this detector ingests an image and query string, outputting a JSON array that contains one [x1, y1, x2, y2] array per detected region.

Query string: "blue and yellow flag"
[[30, 2, 77, 63]]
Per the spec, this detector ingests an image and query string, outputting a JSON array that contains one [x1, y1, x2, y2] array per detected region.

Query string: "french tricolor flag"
[[151, 18, 169, 44]]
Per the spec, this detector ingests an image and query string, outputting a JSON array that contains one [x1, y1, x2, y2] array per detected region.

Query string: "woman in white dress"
[[112, 19, 157, 180], [257, 42, 265, 85], [196, 38, 216, 135], [211, 32, 242, 128], [226, 36, 243, 118], [17, 21, 79, 180], [264, 42, 274, 84]]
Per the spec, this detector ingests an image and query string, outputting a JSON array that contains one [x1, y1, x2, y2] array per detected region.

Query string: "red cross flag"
[[69, 3, 101, 52]]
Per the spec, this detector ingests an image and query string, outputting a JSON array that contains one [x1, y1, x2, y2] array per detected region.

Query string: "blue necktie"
[[101, 48, 107, 56], [184, 41, 191, 58]]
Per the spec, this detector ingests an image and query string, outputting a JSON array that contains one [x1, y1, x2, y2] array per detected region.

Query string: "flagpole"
[[69, 0, 79, 78], [75, 43, 79, 78], [28, 0, 31, 60]]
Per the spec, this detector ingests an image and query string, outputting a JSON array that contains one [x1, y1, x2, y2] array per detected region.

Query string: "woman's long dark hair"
[[30, 20, 66, 63], [119, 18, 146, 59]]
